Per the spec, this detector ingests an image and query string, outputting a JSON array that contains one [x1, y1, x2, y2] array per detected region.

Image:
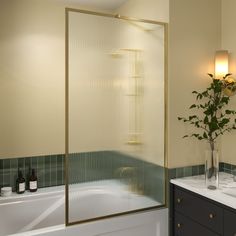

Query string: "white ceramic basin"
[[222, 188, 236, 198]]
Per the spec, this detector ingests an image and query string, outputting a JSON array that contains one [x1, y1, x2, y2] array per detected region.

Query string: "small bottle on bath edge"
[[16, 170, 25, 194], [29, 169, 37, 192]]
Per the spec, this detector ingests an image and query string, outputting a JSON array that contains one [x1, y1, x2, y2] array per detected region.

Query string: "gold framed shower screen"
[[65, 7, 168, 226]]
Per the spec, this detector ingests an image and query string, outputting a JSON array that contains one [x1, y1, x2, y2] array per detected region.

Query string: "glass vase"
[[205, 149, 219, 190]]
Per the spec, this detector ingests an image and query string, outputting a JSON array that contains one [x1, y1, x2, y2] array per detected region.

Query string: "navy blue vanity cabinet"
[[170, 184, 236, 236], [174, 212, 219, 236], [224, 209, 236, 236]]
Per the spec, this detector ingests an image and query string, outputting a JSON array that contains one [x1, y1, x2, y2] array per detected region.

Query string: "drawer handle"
[[177, 198, 182, 203], [177, 223, 182, 228], [209, 213, 215, 219]]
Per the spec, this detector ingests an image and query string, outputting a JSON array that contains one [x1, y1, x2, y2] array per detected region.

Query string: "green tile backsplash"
[[221, 162, 236, 174], [168, 162, 235, 180], [0, 151, 166, 203], [0, 150, 234, 202], [168, 164, 205, 180], [0, 155, 64, 191]]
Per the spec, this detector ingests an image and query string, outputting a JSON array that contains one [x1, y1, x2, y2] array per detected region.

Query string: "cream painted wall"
[[0, 0, 169, 160], [0, 0, 113, 159], [169, 0, 222, 168], [1, 0, 225, 168], [221, 0, 236, 165], [117, 0, 169, 22], [0, 0, 65, 158]]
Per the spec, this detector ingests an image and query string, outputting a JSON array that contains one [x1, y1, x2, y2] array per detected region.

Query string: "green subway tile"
[[223, 162, 226, 170], [176, 168, 184, 178], [56, 155, 64, 186], [219, 162, 224, 172], [45, 156, 51, 187], [25, 157, 31, 171], [3, 159, 10, 187], [37, 156, 45, 188], [3, 159, 10, 170], [199, 165, 205, 175], [192, 166, 199, 176], [184, 167, 192, 177], [31, 156, 38, 170], [25, 157, 31, 187], [51, 155, 57, 186], [168, 169, 176, 180], [225, 163, 231, 170], [18, 158, 25, 177], [10, 158, 18, 191], [0, 159, 3, 188], [232, 165, 236, 172]]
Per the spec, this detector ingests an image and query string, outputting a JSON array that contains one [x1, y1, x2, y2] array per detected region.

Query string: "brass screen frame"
[[65, 7, 168, 226]]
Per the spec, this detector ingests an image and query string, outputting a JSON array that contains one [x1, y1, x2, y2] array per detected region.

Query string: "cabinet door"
[[224, 209, 236, 236], [175, 187, 223, 234], [175, 212, 219, 236]]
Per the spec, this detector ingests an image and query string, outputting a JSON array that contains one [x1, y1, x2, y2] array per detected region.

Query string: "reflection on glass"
[[67, 10, 166, 224]]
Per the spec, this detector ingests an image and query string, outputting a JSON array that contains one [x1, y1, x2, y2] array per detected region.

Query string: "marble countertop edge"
[[170, 172, 236, 210]]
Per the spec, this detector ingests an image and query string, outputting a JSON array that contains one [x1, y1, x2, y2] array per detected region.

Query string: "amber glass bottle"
[[16, 170, 25, 194], [29, 169, 38, 192]]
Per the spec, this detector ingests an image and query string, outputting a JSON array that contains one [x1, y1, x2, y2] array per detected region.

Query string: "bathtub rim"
[[8, 206, 168, 236], [0, 180, 166, 235]]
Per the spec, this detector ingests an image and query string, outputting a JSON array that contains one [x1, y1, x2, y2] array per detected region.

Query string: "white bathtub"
[[0, 180, 168, 236]]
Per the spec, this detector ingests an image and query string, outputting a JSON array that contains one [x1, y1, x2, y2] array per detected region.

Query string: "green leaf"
[[197, 94, 203, 100], [189, 104, 196, 109], [203, 132, 208, 139], [209, 119, 218, 132], [223, 73, 232, 79], [221, 97, 229, 104], [204, 116, 209, 124], [221, 118, 230, 125], [225, 110, 232, 115], [183, 135, 188, 138], [189, 115, 197, 120]]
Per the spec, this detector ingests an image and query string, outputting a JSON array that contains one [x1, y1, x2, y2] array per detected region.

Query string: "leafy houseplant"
[[178, 73, 236, 189]]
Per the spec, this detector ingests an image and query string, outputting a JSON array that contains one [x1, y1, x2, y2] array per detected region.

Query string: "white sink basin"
[[223, 188, 236, 198]]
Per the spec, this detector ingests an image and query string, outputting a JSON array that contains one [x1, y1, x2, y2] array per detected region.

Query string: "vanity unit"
[[170, 173, 236, 236]]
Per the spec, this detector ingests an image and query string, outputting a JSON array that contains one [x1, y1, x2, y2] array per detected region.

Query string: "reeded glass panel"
[[67, 9, 167, 224]]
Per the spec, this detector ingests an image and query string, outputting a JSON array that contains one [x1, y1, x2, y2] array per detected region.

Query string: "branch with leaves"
[[178, 73, 236, 149]]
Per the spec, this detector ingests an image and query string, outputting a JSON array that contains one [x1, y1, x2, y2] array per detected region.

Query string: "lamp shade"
[[215, 50, 229, 79]]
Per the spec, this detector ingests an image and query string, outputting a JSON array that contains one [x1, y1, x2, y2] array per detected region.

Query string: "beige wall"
[[0, 0, 113, 159], [221, 0, 236, 165], [0, 0, 65, 158], [117, 0, 169, 22], [168, 0, 222, 168], [2, 0, 231, 168], [0, 0, 169, 160]]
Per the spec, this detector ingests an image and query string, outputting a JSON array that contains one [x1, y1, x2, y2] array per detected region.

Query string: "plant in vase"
[[178, 73, 236, 189]]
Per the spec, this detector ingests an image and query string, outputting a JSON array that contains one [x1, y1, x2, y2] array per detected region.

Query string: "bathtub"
[[0, 180, 168, 236]]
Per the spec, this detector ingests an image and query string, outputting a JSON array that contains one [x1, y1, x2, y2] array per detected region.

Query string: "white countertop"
[[170, 172, 236, 210]]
